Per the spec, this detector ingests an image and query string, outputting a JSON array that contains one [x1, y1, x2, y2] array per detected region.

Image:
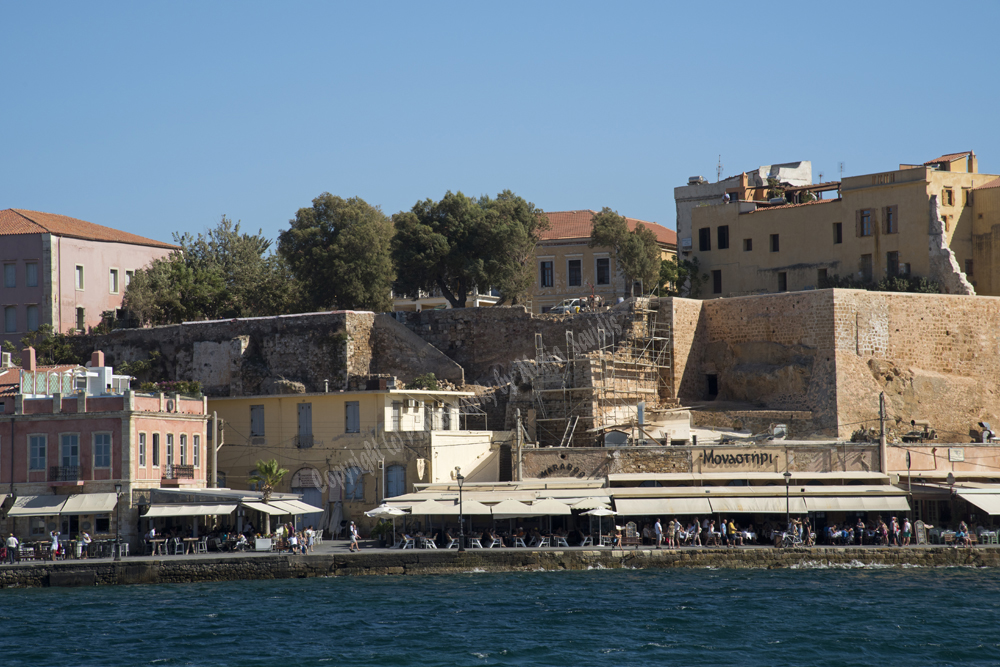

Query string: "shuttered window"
[[250, 405, 265, 437], [345, 401, 360, 433]]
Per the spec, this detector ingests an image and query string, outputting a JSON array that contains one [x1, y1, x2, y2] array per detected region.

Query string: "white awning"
[[958, 492, 1000, 515], [488, 499, 538, 518], [144, 504, 237, 518], [269, 500, 325, 515], [529, 498, 573, 516], [805, 496, 910, 513], [60, 493, 119, 515], [708, 496, 809, 514], [243, 501, 290, 516], [8, 495, 67, 517], [614, 497, 713, 516]]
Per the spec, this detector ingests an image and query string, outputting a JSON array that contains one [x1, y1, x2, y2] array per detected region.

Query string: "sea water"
[[2, 567, 999, 666]]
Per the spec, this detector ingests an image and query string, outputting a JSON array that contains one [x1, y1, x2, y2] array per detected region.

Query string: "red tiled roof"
[[0, 209, 178, 249], [748, 198, 840, 214], [975, 177, 1000, 191], [539, 210, 677, 247], [924, 151, 972, 165]]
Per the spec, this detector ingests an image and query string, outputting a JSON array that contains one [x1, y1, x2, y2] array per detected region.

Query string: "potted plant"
[[370, 519, 394, 548]]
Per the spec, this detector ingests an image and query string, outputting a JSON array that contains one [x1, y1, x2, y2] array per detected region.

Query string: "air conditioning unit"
[[405, 399, 418, 409], [434, 401, 445, 409]]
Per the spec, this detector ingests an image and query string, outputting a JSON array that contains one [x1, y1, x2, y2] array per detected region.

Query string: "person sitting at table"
[[956, 521, 971, 547]]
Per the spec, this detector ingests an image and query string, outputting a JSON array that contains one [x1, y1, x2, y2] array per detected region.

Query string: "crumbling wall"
[[929, 195, 976, 295]]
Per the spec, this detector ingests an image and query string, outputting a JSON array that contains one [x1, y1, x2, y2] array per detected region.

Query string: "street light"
[[456, 467, 466, 553], [783, 471, 792, 532], [114, 482, 123, 561]]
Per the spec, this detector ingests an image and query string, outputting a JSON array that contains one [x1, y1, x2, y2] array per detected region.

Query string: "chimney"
[[91, 350, 105, 368], [23, 346, 36, 372]]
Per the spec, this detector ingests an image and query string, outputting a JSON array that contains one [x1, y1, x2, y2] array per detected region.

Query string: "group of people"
[[648, 517, 756, 548], [825, 516, 913, 546], [274, 523, 318, 554]]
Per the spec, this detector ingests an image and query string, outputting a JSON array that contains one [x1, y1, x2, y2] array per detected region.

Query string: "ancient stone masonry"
[[928, 195, 976, 295]]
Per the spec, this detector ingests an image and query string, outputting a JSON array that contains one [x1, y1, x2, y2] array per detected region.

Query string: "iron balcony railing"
[[162, 464, 194, 480], [49, 466, 80, 482]]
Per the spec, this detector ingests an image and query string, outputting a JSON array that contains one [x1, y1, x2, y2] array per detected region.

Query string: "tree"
[[1, 324, 81, 367], [249, 458, 289, 535], [589, 207, 661, 298], [123, 252, 227, 325], [657, 257, 707, 298], [278, 194, 395, 312], [392, 190, 548, 308]]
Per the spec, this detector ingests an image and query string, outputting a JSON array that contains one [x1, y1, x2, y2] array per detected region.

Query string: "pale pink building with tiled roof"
[[0, 209, 177, 347]]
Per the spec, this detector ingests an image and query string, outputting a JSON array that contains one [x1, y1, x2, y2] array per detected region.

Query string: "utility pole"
[[213, 412, 223, 488], [515, 409, 523, 482], [879, 392, 887, 475]]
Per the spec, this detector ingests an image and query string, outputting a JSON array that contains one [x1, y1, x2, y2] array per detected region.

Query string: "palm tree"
[[249, 459, 288, 534]]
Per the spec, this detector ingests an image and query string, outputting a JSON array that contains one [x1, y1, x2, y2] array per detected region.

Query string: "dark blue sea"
[[2, 566, 999, 666]]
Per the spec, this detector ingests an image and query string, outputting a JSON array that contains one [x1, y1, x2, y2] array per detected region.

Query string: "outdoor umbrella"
[[571, 497, 611, 511], [583, 507, 618, 547], [531, 498, 572, 534], [365, 504, 408, 542]]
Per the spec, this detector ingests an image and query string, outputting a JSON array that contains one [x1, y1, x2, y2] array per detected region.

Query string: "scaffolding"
[[531, 297, 673, 448]]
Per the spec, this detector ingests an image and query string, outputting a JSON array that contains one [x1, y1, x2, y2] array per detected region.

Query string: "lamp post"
[[114, 482, 123, 561], [783, 471, 791, 531], [456, 467, 466, 553]]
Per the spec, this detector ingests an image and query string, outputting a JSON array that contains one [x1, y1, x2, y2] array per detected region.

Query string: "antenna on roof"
[[716, 155, 724, 182], [839, 162, 844, 180]]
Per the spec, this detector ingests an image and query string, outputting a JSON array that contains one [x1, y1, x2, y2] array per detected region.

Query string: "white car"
[[549, 299, 582, 314]]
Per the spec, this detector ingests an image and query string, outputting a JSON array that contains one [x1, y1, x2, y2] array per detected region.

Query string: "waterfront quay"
[[3, 541, 1000, 589]]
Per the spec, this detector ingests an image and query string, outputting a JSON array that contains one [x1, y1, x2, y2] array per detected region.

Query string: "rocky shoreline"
[[2, 546, 998, 589]]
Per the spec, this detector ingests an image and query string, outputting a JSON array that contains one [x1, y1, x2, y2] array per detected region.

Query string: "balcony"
[[49, 466, 80, 482], [162, 464, 194, 480]]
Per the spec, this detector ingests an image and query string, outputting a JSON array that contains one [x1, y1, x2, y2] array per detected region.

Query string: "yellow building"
[[686, 151, 1000, 297], [530, 210, 677, 313], [209, 388, 505, 533]]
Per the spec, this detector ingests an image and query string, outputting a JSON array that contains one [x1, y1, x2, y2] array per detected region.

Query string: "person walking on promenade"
[[855, 518, 866, 545], [80, 531, 92, 559], [890, 517, 900, 546], [5, 534, 18, 564], [654, 518, 663, 549], [305, 525, 316, 553], [49, 530, 61, 561], [901, 518, 912, 546], [348, 521, 360, 552]]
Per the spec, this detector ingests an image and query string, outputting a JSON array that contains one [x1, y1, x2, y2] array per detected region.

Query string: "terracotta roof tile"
[[974, 177, 1000, 191], [924, 151, 972, 165], [539, 210, 677, 246], [0, 209, 178, 249]]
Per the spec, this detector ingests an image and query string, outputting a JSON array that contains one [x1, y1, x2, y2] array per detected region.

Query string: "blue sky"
[[3, 2, 998, 244]]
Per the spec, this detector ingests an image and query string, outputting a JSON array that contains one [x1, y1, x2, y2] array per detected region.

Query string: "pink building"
[[0, 349, 208, 547], [0, 209, 177, 349]]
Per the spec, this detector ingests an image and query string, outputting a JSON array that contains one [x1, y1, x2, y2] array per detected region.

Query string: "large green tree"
[[278, 194, 395, 312], [589, 207, 661, 298], [392, 190, 548, 308]]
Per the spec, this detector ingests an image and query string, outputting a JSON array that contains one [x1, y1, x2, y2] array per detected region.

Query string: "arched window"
[[386, 464, 406, 498], [344, 467, 364, 500]]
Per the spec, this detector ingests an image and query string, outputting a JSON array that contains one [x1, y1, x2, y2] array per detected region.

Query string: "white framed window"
[[166, 433, 174, 465], [138, 432, 146, 467], [109, 268, 119, 294], [25, 262, 38, 287], [152, 433, 160, 467], [94, 433, 111, 468], [193, 435, 200, 468], [125, 270, 134, 287], [595, 257, 610, 285], [60, 433, 80, 468], [75, 265, 85, 290], [180, 434, 187, 465], [76, 307, 85, 331], [391, 401, 401, 431], [3, 263, 14, 288], [29, 434, 47, 471]]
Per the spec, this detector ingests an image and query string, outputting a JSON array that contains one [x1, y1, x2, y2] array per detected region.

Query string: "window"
[[886, 251, 899, 276], [60, 434, 79, 468], [152, 433, 160, 467], [386, 464, 406, 498], [833, 222, 843, 244], [860, 254, 873, 282], [297, 403, 313, 448], [777, 272, 787, 292], [743, 238, 752, 252], [567, 259, 582, 287], [884, 205, 898, 234], [250, 405, 265, 437], [180, 434, 187, 466], [29, 435, 46, 471], [770, 234, 780, 252], [858, 210, 873, 237], [711, 270, 722, 295], [193, 435, 200, 467], [75, 265, 84, 290], [26, 305, 38, 332], [344, 466, 364, 500], [595, 258, 610, 285], [442, 406, 452, 431], [76, 307, 85, 331], [4, 306, 15, 333], [345, 401, 360, 433], [3, 264, 14, 288], [943, 188, 954, 206], [391, 401, 402, 431], [965, 259, 974, 276], [166, 433, 173, 465], [698, 227, 711, 252], [125, 270, 134, 287], [94, 433, 111, 468], [109, 269, 119, 294], [539, 261, 553, 288], [30, 518, 46, 536], [818, 268, 828, 286], [138, 433, 146, 467], [717, 226, 730, 250], [25, 262, 38, 287]]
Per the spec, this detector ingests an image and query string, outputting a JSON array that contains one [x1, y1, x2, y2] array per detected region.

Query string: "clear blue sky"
[[4, 2, 998, 244]]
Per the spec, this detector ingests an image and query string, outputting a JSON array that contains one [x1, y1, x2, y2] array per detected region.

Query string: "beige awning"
[[708, 496, 809, 514], [958, 492, 1000, 515], [60, 493, 118, 515], [489, 499, 537, 518], [402, 499, 459, 515], [269, 500, 325, 515], [614, 497, 713, 516], [243, 501, 290, 516], [805, 496, 910, 513], [144, 504, 237, 518], [529, 498, 573, 516], [8, 495, 67, 516]]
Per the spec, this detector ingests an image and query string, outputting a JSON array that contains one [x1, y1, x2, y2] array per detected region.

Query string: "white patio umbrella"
[[365, 504, 408, 542], [571, 497, 611, 511], [583, 507, 618, 547]]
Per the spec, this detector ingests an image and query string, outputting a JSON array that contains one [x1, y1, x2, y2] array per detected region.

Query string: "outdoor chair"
[[195, 537, 208, 554], [445, 535, 460, 549], [487, 536, 502, 548]]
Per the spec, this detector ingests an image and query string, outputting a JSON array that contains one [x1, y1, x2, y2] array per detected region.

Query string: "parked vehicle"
[[549, 298, 582, 314]]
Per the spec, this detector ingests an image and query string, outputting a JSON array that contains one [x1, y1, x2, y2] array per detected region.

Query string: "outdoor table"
[[553, 536, 569, 547], [149, 538, 167, 555], [183, 537, 198, 554]]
